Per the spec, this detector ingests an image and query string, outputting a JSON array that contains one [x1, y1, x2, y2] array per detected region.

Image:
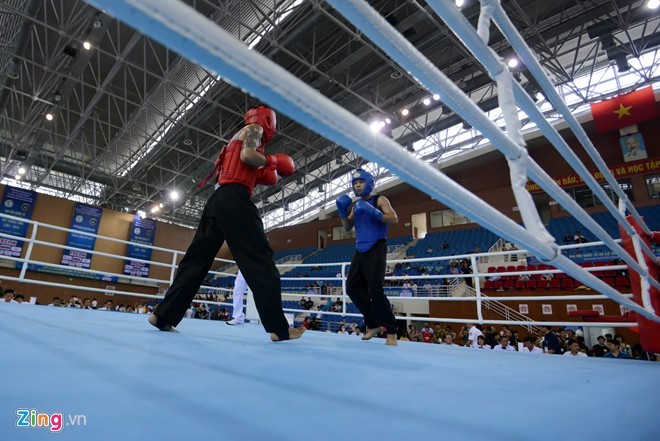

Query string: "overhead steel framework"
[[0, 0, 658, 229]]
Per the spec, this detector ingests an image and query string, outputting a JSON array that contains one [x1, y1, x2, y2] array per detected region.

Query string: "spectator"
[[48, 297, 62, 307], [337, 324, 349, 335], [484, 326, 497, 347], [563, 339, 588, 357], [614, 334, 633, 358], [408, 324, 421, 342], [574, 231, 587, 244], [420, 325, 435, 344], [542, 326, 563, 354], [426, 246, 433, 254], [433, 324, 446, 343], [474, 335, 491, 349], [3, 290, 17, 303], [442, 241, 449, 250], [466, 324, 483, 348], [563, 232, 573, 244], [591, 336, 609, 357], [522, 336, 543, 354], [604, 339, 631, 359], [540, 272, 554, 281], [493, 336, 516, 351], [443, 334, 458, 346]]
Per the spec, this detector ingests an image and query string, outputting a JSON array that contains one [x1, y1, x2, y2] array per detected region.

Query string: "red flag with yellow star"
[[590, 87, 658, 132]]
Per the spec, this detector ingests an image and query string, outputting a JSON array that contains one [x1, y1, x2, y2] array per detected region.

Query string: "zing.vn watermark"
[[16, 409, 87, 432]]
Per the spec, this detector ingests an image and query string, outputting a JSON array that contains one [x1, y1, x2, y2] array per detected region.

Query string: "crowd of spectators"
[[4, 284, 655, 360], [394, 322, 655, 360]]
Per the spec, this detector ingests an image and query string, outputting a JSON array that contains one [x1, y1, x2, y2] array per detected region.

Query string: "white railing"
[[0, 212, 235, 302], [276, 254, 302, 264], [386, 244, 404, 255], [460, 285, 544, 334], [0, 211, 649, 329]]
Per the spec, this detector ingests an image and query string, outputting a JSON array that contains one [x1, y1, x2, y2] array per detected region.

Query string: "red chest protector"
[[197, 106, 276, 197], [217, 139, 265, 197]]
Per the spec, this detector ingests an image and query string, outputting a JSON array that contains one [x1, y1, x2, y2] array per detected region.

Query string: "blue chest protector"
[[354, 195, 387, 252]]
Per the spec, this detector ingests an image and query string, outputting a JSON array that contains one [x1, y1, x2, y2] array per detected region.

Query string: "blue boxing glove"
[[336, 195, 352, 218], [354, 200, 383, 222]]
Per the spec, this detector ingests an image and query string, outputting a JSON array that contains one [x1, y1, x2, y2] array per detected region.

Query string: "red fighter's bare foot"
[[361, 326, 383, 341], [148, 314, 178, 332], [385, 334, 398, 346], [270, 326, 306, 342]]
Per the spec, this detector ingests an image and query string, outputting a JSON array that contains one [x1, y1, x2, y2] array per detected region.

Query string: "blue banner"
[[0, 186, 37, 258], [60, 203, 103, 269], [124, 216, 156, 277], [528, 245, 660, 264]]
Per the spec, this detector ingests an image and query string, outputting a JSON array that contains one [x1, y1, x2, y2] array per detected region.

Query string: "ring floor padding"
[[1, 303, 658, 440]]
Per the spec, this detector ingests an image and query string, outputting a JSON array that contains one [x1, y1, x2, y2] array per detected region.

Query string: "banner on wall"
[[525, 157, 660, 194], [0, 186, 37, 258], [590, 87, 658, 133], [124, 216, 156, 277], [60, 203, 103, 269]]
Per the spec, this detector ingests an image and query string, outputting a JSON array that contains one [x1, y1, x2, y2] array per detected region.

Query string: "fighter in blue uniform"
[[336, 170, 399, 346]]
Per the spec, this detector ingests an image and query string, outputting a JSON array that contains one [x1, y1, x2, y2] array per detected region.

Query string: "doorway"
[[411, 212, 427, 239]]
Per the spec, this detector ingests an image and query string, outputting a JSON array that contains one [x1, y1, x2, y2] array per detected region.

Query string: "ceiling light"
[[455, 0, 465, 7], [433, 94, 440, 101], [137, 210, 146, 219], [18, 167, 26, 175], [159, 203, 164, 208], [507, 58, 519, 68], [150, 206, 160, 214], [83, 41, 92, 50], [385, 117, 391, 124], [14, 174, 21, 180], [423, 97, 431, 105], [401, 108, 409, 116], [45, 113, 54, 121], [370, 121, 381, 133], [170, 190, 179, 201], [647, 0, 659, 9]]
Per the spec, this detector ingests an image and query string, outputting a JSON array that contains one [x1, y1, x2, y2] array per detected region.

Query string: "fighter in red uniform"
[[149, 106, 305, 342]]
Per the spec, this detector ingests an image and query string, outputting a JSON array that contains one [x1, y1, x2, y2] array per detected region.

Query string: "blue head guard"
[[352, 169, 374, 197]]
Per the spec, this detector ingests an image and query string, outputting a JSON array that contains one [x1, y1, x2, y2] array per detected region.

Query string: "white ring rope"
[[82, 0, 660, 323], [484, 0, 651, 237]]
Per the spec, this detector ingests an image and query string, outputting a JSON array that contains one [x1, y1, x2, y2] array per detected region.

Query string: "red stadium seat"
[[615, 276, 631, 287], [525, 280, 537, 290], [548, 279, 561, 291], [561, 278, 575, 289]]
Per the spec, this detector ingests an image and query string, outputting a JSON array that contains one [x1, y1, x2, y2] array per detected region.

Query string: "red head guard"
[[244, 106, 276, 145]]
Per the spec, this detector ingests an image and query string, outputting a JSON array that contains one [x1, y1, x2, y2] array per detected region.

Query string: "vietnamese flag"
[[590, 87, 658, 132]]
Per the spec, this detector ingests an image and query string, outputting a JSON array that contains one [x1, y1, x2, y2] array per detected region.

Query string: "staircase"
[[460, 285, 544, 334], [388, 239, 417, 261]]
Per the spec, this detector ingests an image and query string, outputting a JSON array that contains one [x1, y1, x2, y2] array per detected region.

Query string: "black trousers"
[[154, 184, 290, 340], [346, 239, 397, 334]]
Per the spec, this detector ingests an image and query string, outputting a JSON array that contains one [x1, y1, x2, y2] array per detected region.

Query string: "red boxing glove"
[[255, 167, 278, 186], [265, 153, 295, 177]]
